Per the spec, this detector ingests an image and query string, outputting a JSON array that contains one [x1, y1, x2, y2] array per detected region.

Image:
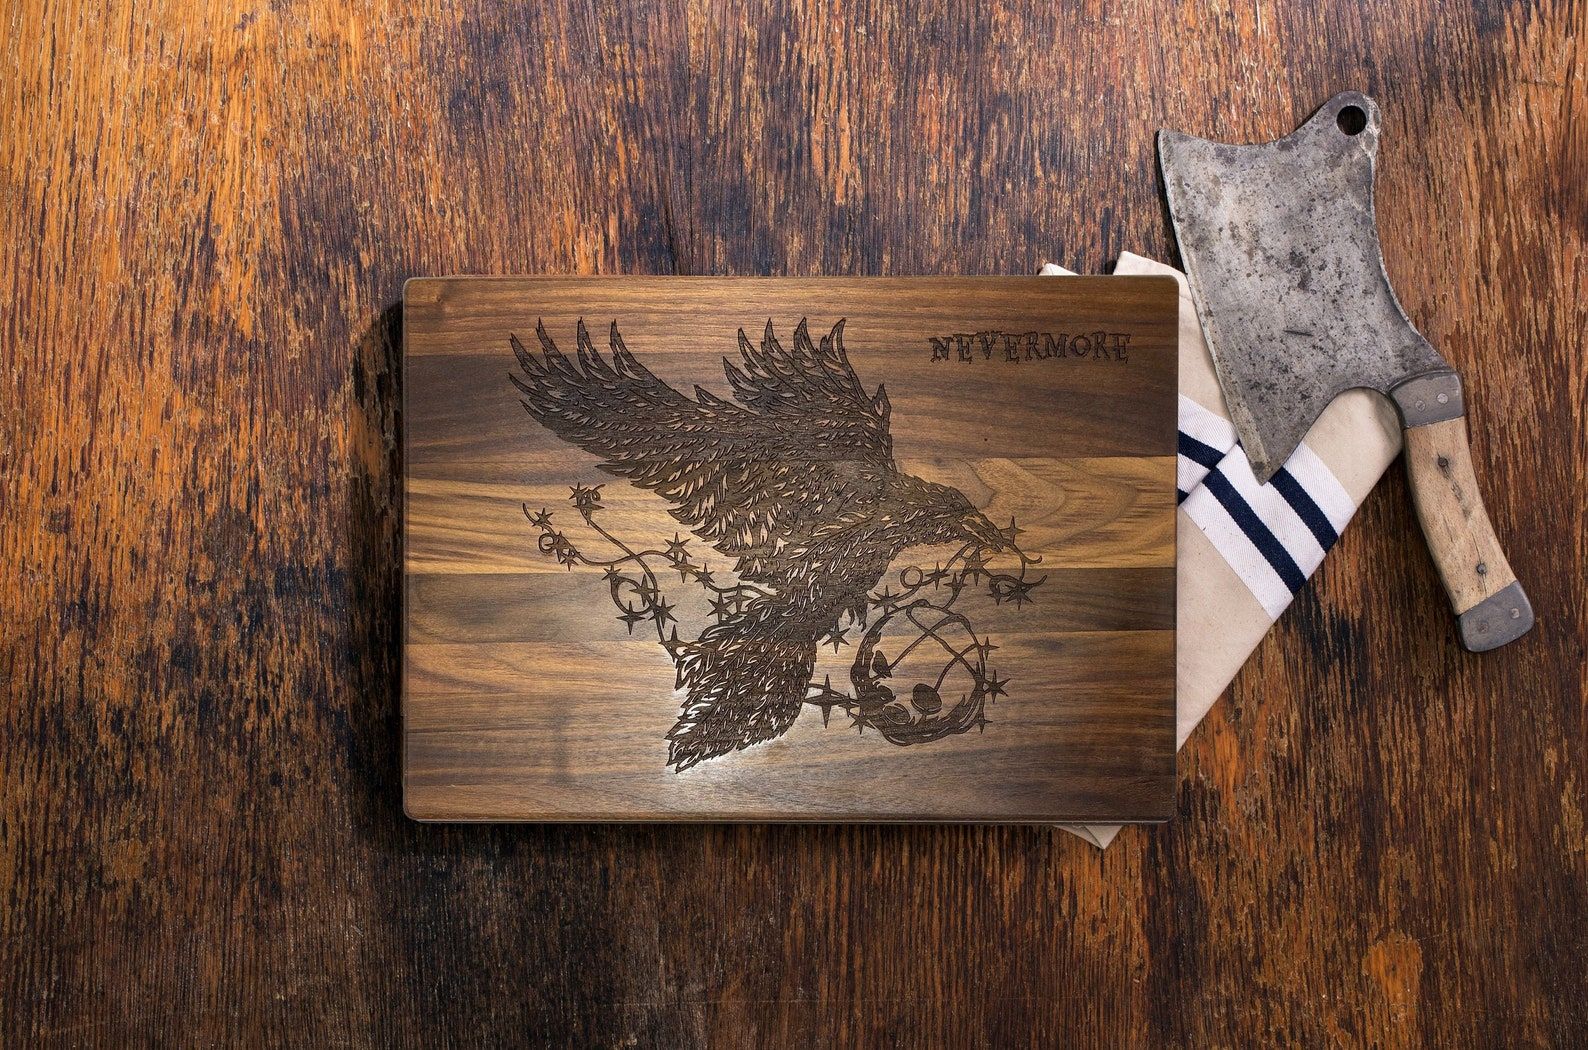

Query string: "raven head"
[[897, 475, 1009, 553]]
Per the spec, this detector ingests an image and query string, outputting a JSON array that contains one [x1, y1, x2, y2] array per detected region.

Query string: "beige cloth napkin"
[[1046, 253, 1403, 848]]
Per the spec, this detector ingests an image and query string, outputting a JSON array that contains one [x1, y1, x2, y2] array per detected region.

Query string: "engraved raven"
[[511, 319, 1008, 771]]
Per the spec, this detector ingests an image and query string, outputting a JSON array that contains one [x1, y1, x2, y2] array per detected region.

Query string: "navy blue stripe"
[[1269, 468, 1339, 552], [1176, 488, 1188, 505], [1202, 469, 1308, 593], [1177, 430, 1224, 468]]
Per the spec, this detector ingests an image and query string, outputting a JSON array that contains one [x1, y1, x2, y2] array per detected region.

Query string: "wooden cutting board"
[[402, 277, 1178, 822]]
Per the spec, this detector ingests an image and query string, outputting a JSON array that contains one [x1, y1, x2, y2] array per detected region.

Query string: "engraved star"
[[977, 638, 999, 661], [873, 585, 900, 614], [650, 598, 678, 627], [688, 563, 716, 587], [633, 578, 661, 606], [569, 483, 604, 512], [1004, 578, 1036, 608], [808, 676, 851, 726], [662, 627, 685, 662], [961, 550, 988, 582], [999, 518, 1024, 545], [616, 604, 648, 634], [527, 507, 555, 530], [664, 533, 691, 563], [821, 626, 849, 652], [984, 670, 1009, 700], [708, 594, 734, 622]]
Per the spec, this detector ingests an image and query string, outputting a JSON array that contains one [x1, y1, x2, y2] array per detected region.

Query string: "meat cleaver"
[[1159, 91, 1533, 652]]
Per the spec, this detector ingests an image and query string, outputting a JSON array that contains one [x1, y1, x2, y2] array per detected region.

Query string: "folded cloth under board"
[[1045, 253, 1403, 848]]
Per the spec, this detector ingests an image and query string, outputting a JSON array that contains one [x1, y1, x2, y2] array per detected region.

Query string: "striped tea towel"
[[1045, 253, 1403, 849]]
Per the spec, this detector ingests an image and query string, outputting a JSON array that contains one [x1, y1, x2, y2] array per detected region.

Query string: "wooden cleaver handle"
[[1394, 374, 1534, 651]]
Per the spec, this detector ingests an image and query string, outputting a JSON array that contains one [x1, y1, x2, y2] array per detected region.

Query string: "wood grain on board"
[[403, 277, 1178, 821], [5, 0, 1584, 1044]]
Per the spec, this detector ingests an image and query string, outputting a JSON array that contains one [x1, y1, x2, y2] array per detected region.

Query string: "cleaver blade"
[[1159, 92, 1449, 483]]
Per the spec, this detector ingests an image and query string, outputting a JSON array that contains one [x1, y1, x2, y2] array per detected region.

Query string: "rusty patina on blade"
[[1159, 91, 1451, 482]]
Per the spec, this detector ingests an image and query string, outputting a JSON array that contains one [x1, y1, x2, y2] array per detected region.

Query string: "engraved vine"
[[523, 486, 1045, 745]]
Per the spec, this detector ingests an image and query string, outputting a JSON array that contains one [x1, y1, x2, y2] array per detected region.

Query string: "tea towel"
[[1047, 253, 1403, 848]]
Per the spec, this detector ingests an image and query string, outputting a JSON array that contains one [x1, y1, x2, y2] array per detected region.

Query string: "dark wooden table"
[[5, 1, 1583, 1045]]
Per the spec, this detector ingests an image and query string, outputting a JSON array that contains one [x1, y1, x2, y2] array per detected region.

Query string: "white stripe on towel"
[[1176, 404, 1360, 619]]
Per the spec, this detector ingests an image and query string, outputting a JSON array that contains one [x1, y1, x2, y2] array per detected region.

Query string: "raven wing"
[[509, 318, 894, 566]]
